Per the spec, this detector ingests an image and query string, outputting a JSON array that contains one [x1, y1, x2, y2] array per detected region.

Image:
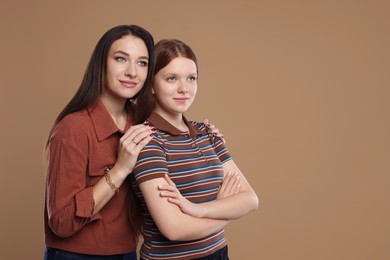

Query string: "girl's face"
[[153, 57, 198, 119], [103, 35, 149, 102]]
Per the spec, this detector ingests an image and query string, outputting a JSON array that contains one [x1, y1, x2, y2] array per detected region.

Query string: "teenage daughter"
[[131, 39, 259, 260]]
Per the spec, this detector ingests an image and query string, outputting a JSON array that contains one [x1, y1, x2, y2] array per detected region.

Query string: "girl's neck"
[[153, 108, 189, 132], [100, 95, 127, 130]]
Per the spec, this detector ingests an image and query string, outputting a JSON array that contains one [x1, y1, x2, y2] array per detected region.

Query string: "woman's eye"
[[167, 76, 176, 81], [115, 57, 126, 62], [188, 76, 197, 81]]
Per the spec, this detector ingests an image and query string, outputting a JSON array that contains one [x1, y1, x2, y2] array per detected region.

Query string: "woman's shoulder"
[[53, 110, 91, 138]]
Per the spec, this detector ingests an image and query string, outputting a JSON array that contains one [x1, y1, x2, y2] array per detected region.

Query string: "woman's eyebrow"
[[113, 50, 130, 56], [113, 50, 149, 60]]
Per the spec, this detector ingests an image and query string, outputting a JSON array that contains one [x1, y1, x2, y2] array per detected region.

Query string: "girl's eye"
[[115, 57, 126, 62], [138, 61, 148, 67], [166, 76, 176, 81], [188, 76, 198, 81]]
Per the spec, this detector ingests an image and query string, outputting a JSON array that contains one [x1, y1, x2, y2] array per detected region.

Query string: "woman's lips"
[[120, 80, 137, 88]]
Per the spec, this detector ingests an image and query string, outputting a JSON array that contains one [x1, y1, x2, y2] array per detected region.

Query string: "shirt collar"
[[147, 112, 202, 139], [88, 99, 132, 141]]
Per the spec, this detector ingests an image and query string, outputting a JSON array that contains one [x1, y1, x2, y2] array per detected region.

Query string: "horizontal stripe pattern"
[[132, 115, 232, 260]]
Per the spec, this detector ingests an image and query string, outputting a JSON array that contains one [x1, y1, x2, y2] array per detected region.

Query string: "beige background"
[[1, 0, 389, 259]]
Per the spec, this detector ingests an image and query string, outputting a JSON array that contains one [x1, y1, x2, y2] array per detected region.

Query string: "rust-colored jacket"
[[44, 100, 137, 255]]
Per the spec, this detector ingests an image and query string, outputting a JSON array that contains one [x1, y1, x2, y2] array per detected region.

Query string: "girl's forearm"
[[201, 189, 259, 220]]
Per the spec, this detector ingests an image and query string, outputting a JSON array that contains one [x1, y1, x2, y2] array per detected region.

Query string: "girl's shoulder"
[[189, 120, 210, 136]]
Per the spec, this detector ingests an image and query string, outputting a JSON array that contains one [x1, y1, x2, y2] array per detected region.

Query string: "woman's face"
[[104, 35, 149, 102], [153, 56, 197, 118]]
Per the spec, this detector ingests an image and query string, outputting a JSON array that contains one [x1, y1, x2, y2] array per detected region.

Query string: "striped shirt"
[[131, 112, 232, 260]]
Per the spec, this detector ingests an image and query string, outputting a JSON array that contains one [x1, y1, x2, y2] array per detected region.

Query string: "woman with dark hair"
[[44, 24, 156, 260], [131, 39, 259, 260]]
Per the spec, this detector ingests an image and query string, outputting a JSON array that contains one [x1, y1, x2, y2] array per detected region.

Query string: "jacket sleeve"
[[46, 126, 100, 238]]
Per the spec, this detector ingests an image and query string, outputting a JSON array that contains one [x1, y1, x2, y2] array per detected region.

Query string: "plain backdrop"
[[1, 0, 389, 259]]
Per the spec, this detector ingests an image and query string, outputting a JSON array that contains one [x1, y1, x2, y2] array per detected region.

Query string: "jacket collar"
[[88, 99, 132, 141]]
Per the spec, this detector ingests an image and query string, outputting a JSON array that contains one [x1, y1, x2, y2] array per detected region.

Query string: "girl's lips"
[[174, 97, 190, 103]]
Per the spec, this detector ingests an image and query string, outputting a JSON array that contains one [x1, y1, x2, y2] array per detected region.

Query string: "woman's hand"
[[204, 118, 226, 144], [159, 174, 206, 218], [92, 124, 154, 214], [112, 124, 154, 177], [217, 172, 241, 200]]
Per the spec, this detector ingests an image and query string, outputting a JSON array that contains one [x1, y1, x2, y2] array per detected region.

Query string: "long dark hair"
[[46, 25, 155, 148], [136, 39, 198, 115]]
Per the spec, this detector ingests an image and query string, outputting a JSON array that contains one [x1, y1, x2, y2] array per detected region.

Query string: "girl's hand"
[[204, 118, 226, 144], [113, 124, 154, 177], [159, 174, 206, 218], [217, 172, 241, 200]]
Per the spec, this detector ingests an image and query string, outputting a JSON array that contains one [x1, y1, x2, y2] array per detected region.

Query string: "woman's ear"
[[152, 87, 155, 94]]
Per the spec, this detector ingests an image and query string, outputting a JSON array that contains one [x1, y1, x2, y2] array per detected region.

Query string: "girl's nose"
[[178, 81, 189, 93]]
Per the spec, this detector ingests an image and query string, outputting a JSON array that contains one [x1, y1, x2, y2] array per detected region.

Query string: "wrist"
[[104, 168, 120, 193], [198, 204, 208, 218], [108, 165, 129, 182]]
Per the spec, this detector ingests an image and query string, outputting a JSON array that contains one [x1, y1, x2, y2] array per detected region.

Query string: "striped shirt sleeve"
[[132, 136, 168, 184], [201, 122, 232, 164]]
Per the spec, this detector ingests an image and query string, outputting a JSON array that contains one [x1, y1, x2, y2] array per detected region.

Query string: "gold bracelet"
[[104, 167, 120, 193]]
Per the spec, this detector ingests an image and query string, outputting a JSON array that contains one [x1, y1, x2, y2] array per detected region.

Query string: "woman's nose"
[[125, 63, 137, 78]]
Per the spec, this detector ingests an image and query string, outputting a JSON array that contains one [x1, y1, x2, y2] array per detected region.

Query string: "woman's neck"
[[100, 95, 127, 130]]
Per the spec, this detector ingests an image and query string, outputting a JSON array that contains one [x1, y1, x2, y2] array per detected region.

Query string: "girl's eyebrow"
[[113, 50, 148, 60]]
